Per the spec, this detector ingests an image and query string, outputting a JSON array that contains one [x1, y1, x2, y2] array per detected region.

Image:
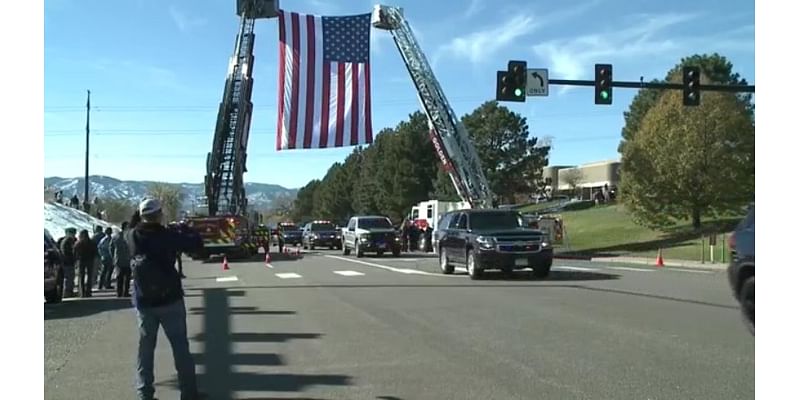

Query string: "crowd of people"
[[52, 190, 108, 220], [53, 198, 206, 400]]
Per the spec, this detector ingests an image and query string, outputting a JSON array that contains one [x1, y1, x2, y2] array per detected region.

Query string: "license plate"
[[514, 258, 528, 267]]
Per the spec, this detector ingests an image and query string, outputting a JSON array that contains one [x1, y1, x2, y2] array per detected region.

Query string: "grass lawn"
[[553, 204, 742, 263]]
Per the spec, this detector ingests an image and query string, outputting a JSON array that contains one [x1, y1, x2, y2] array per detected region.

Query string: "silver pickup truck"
[[341, 215, 402, 258]]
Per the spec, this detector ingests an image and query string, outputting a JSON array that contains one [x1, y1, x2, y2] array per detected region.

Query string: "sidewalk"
[[584, 255, 728, 271]]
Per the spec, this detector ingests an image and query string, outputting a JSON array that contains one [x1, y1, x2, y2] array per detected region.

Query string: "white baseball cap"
[[139, 198, 162, 216]]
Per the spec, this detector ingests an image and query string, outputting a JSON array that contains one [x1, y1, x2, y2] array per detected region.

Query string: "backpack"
[[128, 228, 181, 307], [130, 253, 180, 306]]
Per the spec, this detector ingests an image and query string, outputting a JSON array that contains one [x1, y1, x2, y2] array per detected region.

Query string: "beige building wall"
[[555, 159, 621, 198]]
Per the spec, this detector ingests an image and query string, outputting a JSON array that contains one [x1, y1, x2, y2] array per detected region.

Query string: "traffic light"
[[594, 64, 612, 105], [496, 70, 513, 101], [496, 61, 527, 102], [507, 60, 527, 102], [683, 66, 701, 106]]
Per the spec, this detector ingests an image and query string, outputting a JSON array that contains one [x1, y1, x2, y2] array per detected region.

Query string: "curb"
[[586, 256, 728, 271]]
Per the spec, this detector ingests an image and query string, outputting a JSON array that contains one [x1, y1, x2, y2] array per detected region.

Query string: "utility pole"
[[84, 90, 90, 213]]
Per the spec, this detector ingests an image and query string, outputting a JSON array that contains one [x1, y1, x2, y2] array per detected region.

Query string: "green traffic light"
[[514, 88, 523, 97], [600, 90, 609, 100]]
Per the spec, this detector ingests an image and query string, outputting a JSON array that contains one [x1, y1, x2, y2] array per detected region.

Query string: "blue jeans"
[[135, 298, 198, 400]]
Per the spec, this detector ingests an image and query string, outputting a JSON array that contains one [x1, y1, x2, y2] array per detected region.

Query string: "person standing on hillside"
[[73, 229, 97, 298], [128, 199, 205, 400], [110, 222, 132, 297]]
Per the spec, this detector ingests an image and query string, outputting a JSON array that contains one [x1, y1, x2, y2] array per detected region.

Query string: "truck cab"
[[408, 200, 471, 253], [341, 215, 402, 258]]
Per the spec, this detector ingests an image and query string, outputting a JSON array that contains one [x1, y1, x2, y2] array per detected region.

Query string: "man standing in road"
[[59, 228, 77, 298], [98, 227, 115, 289], [110, 222, 131, 298], [128, 198, 205, 400]]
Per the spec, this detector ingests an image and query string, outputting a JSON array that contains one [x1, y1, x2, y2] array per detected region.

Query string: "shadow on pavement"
[[230, 283, 735, 309], [463, 270, 619, 281], [188, 305, 296, 316], [44, 295, 131, 320], [159, 288, 352, 398]]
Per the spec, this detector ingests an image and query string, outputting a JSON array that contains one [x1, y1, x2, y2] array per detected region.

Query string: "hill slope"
[[44, 176, 297, 209], [44, 201, 117, 238]]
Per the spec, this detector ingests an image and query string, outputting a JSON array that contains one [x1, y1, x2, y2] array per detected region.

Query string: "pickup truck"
[[341, 215, 402, 257], [436, 209, 554, 280]]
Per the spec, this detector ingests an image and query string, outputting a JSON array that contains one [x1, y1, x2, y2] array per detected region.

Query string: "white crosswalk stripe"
[[275, 272, 303, 279], [333, 270, 365, 276]]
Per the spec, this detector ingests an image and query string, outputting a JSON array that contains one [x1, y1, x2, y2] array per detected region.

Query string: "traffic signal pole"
[[495, 62, 755, 106], [547, 79, 755, 92]]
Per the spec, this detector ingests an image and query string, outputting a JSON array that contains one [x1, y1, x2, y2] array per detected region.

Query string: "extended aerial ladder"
[[203, 0, 278, 217], [186, 0, 278, 260], [371, 5, 495, 209]]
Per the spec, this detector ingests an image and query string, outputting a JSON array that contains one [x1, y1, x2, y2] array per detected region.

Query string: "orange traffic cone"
[[655, 249, 664, 267], [265, 252, 272, 267], [295, 247, 301, 256], [222, 256, 230, 271]]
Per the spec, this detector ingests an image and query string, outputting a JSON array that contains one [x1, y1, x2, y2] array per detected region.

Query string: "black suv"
[[302, 220, 342, 250], [437, 209, 553, 280], [727, 206, 755, 335], [277, 222, 303, 249]]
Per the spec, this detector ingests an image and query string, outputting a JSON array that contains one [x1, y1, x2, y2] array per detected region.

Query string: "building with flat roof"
[[541, 159, 621, 199]]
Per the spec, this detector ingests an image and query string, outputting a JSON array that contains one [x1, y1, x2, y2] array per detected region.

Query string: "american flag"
[[276, 11, 373, 150]]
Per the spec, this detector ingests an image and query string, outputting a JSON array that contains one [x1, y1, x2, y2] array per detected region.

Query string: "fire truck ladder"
[[371, 5, 494, 208], [205, 10, 257, 216]]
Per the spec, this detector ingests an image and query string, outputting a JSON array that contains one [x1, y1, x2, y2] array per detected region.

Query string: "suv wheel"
[[466, 250, 482, 280], [439, 248, 454, 274], [355, 241, 365, 258], [740, 276, 755, 335], [532, 258, 552, 278]]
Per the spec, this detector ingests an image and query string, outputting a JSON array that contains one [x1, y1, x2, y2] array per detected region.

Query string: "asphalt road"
[[45, 246, 754, 400]]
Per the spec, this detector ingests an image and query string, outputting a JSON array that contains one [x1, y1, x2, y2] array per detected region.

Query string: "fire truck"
[[185, 0, 279, 260]]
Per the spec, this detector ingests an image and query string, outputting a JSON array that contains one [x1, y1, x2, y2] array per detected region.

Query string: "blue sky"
[[44, 0, 755, 189]]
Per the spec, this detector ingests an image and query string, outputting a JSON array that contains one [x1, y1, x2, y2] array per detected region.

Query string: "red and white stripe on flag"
[[276, 10, 374, 151]]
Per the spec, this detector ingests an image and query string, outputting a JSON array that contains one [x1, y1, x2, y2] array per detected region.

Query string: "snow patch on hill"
[[44, 202, 118, 239]]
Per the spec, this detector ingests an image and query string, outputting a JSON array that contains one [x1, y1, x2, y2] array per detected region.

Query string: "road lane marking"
[[333, 270, 365, 276], [216, 276, 239, 282], [325, 255, 445, 277], [607, 266, 653, 272], [554, 266, 595, 272], [667, 268, 715, 274], [275, 273, 302, 279]]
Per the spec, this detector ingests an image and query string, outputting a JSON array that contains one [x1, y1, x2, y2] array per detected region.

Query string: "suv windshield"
[[281, 224, 299, 231], [359, 218, 392, 229], [311, 223, 335, 231], [469, 212, 523, 230]]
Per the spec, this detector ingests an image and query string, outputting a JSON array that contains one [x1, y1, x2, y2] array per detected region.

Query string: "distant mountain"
[[44, 175, 298, 210]]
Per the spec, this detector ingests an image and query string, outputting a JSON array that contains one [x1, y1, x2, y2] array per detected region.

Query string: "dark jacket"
[[110, 231, 131, 270], [74, 238, 97, 265], [127, 222, 199, 309], [91, 232, 105, 249], [60, 236, 77, 265]]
